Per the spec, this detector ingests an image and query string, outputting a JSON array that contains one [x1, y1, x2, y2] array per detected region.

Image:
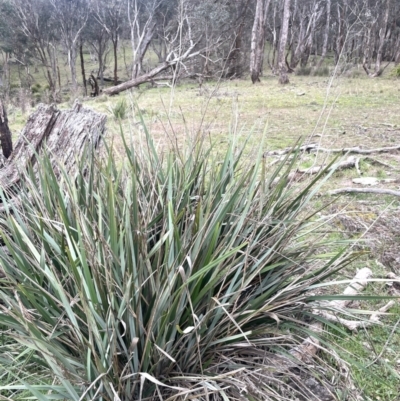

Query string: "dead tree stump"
[[0, 100, 13, 159], [0, 101, 107, 193]]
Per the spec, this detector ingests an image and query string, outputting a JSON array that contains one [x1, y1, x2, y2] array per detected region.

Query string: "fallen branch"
[[265, 144, 400, 157], [328, 187, 400, 198], [103, 44, 201, 96]]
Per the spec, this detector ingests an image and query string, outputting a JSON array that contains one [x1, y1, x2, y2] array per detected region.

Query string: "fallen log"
[[328, 187, 400, 198], [102, 43, 201, 96], [0, 101, 107, 193]]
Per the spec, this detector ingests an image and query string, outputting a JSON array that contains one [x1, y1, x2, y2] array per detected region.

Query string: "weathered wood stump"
[[0, 101, 107, 192]]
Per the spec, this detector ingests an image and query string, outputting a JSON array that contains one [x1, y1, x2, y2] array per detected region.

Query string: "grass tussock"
[[0, 122, 362, 400], [111, 97, 128, 120]]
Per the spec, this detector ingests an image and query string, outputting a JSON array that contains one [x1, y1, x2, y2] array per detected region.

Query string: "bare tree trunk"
[[68, 45, 78, 93], [132, 22, 156, 78], [0, 100, 13, 159], [80, 42, 87, 96], [250, 0, 270, 83], [278, 0, 291, 84], [112, 37, 118, 86]]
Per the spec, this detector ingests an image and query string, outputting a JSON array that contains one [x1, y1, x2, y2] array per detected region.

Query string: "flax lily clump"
[[0, 128, 357, 400]]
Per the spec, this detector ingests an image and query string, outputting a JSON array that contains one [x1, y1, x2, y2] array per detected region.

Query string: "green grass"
[[327, 302, 400, 401]]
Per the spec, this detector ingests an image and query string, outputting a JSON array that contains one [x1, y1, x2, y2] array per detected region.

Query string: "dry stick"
[[328, 187, 400, 198]]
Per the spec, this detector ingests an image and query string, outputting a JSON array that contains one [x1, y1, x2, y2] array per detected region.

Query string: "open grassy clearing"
[[2, 66, 400, 399]]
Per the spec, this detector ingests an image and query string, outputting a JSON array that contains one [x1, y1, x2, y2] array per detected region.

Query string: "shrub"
[[0, 126, 359, 400]]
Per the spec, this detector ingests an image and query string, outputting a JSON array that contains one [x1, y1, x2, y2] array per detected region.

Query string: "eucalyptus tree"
[[250, 0, 271, 83], [278, 0, 291, 84], [49, 0, 89, 93]]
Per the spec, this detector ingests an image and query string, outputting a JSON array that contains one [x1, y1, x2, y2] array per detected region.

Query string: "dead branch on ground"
[[265, 144, 400, 157], [328, 187, 400, 198]]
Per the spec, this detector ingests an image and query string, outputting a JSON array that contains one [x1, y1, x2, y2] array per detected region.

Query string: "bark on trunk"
[[0, 101, 106, 192], [278, 0, 291, 84], [0, 100, 13, 159], [68, 45, 78, 93], [79, 42, 87, 96], [250, 0, 270, 83], [112, 36, 118, 86]]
